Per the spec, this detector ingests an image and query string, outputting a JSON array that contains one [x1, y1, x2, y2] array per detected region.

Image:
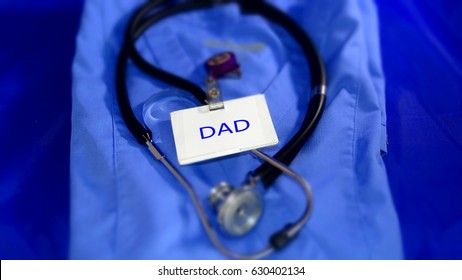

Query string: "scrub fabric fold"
[[70, 0, 402, 259]]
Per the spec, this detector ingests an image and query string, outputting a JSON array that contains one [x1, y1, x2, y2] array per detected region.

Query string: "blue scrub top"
[[70, 0, 402, 259]]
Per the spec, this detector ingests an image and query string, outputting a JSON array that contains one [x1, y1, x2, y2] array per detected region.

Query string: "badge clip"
[[204, 51, 241, 111], [205, 77, 224, 111]]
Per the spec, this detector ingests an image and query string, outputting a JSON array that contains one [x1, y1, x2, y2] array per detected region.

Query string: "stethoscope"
[[115, 0, 327, 259]]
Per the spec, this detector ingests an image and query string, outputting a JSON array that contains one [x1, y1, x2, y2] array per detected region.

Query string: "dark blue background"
[[0, 0, 461, 259], [378, 0, 462, 259]]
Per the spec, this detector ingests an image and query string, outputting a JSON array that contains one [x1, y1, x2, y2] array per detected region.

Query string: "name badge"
[[170, 94, 279, 165]]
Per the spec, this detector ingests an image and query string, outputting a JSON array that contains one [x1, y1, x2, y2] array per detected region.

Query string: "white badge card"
[[170, 94, 279, 165]]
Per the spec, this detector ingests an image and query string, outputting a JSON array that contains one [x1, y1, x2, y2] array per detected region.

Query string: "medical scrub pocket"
[[70, 0, 403, 259]]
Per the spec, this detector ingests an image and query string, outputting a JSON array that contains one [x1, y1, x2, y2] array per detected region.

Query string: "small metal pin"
[[208, 88, 220, 98]]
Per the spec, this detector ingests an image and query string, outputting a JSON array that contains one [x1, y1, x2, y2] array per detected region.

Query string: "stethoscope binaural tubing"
[[115, 0, 327, 259], [117, 0, 327, 187]]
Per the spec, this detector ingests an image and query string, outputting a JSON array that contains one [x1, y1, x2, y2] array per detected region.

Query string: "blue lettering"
[[218, 123, 233, 136], [200, 126, 215, 139], [200, 119, 251, 140], [234, 119, 250, 133]]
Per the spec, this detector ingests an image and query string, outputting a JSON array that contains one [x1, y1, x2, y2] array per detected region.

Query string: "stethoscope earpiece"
[[209, 181, 263, 236]]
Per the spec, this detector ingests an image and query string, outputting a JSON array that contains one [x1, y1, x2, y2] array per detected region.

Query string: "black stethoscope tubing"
[[115, 0, 327, 259], [116, 0, 327, 186]]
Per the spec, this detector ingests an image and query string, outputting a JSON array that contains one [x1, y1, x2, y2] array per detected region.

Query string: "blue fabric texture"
[[70, 0, 402, 259]]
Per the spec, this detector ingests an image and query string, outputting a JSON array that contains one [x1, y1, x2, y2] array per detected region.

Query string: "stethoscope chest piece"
[[116, 0, 326, 259], [209, 182, 263, 236]]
